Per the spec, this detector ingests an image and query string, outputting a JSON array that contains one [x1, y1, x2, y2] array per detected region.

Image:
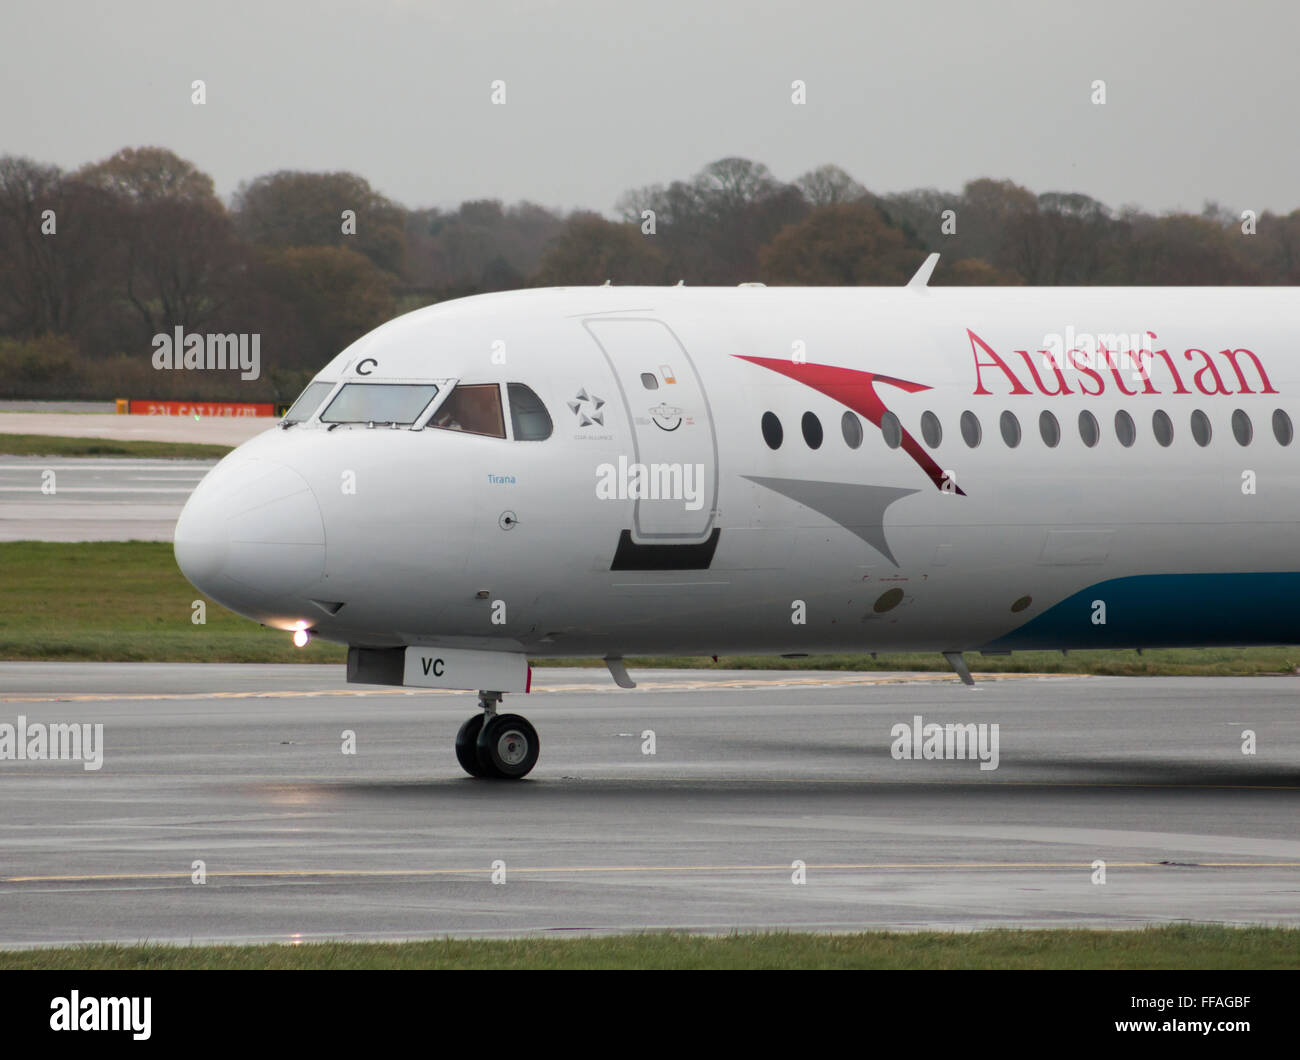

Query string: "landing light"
[[293, 629, 310, 648]]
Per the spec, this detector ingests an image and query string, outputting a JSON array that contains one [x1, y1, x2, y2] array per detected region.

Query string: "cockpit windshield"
[[281, 380, 335, 424], [320, 383, 441, 426]]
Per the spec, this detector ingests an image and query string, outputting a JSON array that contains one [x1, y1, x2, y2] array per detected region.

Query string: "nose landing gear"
[[455, 690, 540, 779]]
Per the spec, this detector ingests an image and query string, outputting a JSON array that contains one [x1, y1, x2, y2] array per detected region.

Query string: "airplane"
[[173, 254, 1300, 778]]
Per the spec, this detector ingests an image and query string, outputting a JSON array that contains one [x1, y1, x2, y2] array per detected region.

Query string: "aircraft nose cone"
[[174, 459, 325, 601]]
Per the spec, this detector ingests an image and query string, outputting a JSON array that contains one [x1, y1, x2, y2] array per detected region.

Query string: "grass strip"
[[1, 925, 1296, 970], [0, 433, 232, 459], [3, 541, 1300, 673]]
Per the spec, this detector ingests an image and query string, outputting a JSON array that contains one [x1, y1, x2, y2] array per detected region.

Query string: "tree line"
[[1, 147, 1297, 400]]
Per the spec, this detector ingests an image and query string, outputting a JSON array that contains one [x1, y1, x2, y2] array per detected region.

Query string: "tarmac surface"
[[1, 663, 1296, 947], [0, 410, 270, 447], [0, 402, 117, 414], [0, 456, 215, 542]]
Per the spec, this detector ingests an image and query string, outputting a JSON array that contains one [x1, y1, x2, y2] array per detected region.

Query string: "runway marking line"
[[0, 672, 1070, 704], [0, 486, 196, 494], [0, 462, 217, 470], [0, 776, 1294, 791], [7, 861, 1300, 884]]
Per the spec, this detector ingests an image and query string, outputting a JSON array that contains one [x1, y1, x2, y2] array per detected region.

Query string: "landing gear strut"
[[455, 690, 539, 779]]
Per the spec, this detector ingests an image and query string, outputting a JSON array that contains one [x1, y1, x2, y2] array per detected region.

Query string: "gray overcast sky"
[[5, 0, 1297, 216]]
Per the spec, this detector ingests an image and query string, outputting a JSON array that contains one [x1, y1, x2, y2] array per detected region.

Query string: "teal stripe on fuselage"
[[981, 572, 1300, 651]]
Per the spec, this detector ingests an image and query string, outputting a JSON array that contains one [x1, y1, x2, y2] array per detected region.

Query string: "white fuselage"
[[174, 285, 1300, 663]]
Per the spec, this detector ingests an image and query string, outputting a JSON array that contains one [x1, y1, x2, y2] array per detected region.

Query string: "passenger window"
[[960, 410, 981, 448], [921, 410, 942, 448], [1039, 410, 1060, 447], [640, 373, 659, 390], [1190, 409, 1212, 447], [841, 411, 863, 449], [761, 411, 783, 449], [1273, 409, 1294, 446], [1152, 409, 1174, 447], [507, 383, 553, 441], [999, 410, 1021, 448], [1078, 410, 1099, 448], [802, 411, 824, 449], [431, 383, 506, 438], [1114, 409, 1136, 447], [1231, 408, 1252, 446], [880, 410, 902, 449]]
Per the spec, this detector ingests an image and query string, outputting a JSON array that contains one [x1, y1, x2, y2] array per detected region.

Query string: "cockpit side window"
[[282, 380, 335, 424], [508, 383, 553, 441], [431, 383, 506, 438]]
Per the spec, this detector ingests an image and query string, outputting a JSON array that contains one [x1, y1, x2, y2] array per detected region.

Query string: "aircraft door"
[[584, 318, 718, 543]]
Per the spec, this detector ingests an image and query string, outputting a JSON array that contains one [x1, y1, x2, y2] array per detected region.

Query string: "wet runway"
[[0, 456, 213, 541], [1, 664, 1296, 947]]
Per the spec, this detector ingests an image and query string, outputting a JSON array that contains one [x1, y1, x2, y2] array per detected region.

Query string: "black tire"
[[455, 714, 493, 778], [476, 714, 539, 779]]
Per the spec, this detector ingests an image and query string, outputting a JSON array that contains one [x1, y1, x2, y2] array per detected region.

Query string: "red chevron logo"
[[736, 356, 965, 495]]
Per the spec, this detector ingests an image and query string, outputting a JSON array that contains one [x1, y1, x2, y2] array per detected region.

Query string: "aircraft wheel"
[[455, 714, 492, 778], [476, 713, 539, 779]]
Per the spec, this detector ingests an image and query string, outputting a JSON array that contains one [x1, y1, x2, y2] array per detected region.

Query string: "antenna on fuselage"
[[906, 252, 940, 289]]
